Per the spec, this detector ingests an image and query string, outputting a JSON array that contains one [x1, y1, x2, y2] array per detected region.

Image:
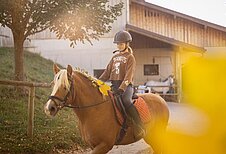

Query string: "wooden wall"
[[133, 48, 175, 85], [130, 31, 172, 49], [130, 2, 226, 47]]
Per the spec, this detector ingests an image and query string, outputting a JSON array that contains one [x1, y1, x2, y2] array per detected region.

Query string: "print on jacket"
[[99, 52, 136, 91]]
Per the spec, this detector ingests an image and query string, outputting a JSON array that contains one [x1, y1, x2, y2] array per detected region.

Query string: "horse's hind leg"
[[91, 142, 113, 154]]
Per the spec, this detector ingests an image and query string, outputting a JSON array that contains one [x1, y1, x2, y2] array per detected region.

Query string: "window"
[[144, 64, 159, 76], [93, 69, 105, 78]]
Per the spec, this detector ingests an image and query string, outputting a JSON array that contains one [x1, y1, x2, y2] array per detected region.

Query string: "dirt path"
[[108, 139, 152, 154]]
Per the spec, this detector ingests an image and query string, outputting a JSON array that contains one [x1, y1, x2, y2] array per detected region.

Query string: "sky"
[[145, 0, 226, 27]]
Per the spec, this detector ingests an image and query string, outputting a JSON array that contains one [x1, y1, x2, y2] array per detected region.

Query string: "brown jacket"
[[99, 51, 136, 91]]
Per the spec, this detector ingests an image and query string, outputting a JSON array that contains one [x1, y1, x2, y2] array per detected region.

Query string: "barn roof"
[[126, 24, 206, 52], [132, 0, 226, 32]]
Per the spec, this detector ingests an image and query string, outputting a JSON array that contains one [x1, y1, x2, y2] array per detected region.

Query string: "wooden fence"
[[0, 80, 51, 138], [135, 85, 179, 102]]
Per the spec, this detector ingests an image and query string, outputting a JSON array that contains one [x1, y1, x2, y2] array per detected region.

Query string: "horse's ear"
[[67, 65, 73, 77], [53, 64, 60, 74]]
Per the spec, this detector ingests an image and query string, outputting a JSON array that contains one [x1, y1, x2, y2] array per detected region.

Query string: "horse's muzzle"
[[44, 100, 58, 117]]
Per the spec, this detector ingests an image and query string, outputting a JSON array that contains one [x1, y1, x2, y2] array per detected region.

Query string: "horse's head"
[[44, 64, 73, 117], [168, 75, 174, 85]]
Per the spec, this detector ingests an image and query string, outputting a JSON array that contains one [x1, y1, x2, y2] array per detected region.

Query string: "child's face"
[[117, 43, 126, 51]]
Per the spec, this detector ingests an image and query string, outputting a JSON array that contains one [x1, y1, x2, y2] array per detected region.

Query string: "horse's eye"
[[57, 74, 61, 80]]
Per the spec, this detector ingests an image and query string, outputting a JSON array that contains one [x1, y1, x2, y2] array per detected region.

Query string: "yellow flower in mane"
[[75, 68, 110, 96], [95, 79, 111, 96]]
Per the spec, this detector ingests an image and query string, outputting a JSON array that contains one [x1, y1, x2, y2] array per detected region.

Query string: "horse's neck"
[[167, 77, 173, 85], [71, 73, 109, 117], [74, 73, 103, 103], [71, 74, 120, 139], [164, 78, 170, 84]]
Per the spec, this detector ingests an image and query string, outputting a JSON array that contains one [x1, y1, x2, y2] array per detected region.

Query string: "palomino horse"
[[44, 64, 169, 154]]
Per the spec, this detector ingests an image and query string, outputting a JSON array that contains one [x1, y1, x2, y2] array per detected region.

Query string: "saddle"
[[108, 91, 151, 143]]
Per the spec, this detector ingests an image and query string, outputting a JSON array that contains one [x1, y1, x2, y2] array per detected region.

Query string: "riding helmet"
[[113, 30, 132, 43]]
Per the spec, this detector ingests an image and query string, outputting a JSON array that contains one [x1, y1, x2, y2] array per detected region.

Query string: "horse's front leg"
[[91, 142, 113, 154]]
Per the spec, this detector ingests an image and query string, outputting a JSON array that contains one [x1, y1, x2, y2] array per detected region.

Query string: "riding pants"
[[111, 80, 134, 109]]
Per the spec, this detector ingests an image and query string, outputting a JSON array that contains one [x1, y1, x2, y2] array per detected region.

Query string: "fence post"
[[27, 86, 35, 137]]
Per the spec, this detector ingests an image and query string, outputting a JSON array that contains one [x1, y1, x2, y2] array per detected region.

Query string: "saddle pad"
[[133, 97, 151, 123], [108, 91, 151, 125]]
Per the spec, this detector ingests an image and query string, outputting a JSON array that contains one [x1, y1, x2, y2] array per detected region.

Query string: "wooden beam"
[[27, 86, 35, 137], [0, 80, 51, 88]]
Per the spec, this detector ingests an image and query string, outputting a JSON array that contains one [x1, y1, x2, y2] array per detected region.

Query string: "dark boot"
[[126, 104, 146, 138]]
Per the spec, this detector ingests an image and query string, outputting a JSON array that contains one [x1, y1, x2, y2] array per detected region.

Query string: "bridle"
[[48, 77, 74, 110], [48, 75, 108, 110]]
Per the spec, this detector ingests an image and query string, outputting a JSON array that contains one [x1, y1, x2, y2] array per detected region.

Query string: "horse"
[[44, 64, 169, 154], [145, 75, 174, 94]]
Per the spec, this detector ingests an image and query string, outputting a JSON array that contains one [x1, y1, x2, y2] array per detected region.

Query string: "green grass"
[[0, 47, 86, 153]]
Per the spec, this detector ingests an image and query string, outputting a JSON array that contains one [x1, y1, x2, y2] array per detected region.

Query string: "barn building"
[[1, 0, 226, 102]]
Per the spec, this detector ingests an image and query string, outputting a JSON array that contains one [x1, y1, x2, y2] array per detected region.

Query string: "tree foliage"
[[0, 0, 123, 81], [0, 0, 123, 44]]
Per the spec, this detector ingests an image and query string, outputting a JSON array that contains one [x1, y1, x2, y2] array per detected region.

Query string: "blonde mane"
[[74, 67, 110, 96], [52, 67, 110, 96], [74, 68, 100, 87], [51, 70, 70, 95]]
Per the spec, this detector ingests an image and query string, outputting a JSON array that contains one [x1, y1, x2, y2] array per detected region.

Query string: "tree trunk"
[[13, 34, 25, 81]]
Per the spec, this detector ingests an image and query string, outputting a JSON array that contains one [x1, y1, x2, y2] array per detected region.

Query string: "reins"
[[64, 99, 109, 109]]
